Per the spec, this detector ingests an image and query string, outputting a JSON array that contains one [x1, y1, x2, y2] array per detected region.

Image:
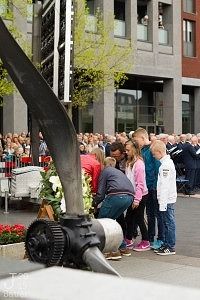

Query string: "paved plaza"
[[0, 195, 200, 290]]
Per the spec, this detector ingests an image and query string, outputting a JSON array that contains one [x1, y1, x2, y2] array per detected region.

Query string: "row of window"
[[87, 0, 197, 58]]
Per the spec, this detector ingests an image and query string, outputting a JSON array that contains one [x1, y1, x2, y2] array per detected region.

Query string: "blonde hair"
[[90, 148, 105, 166], [133, 127, 149, 139], [150, 140, 166, 155], [104, 157, 116, 167], [125, 140, 143, 169]]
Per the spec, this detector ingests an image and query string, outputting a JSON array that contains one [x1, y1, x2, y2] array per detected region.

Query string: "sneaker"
[[125, 238, 134, 247], [150, 241, 154, 248], [125, 238, 136, 249], [151, 240, 164, 250], [133, 240, 150, 252], [154, 245, 166, 253], [120, 248, 131, 257], [104, 251, 122, 260], [156, 247, 176, 256]]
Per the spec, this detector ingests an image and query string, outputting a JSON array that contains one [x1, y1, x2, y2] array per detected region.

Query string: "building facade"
[[1, 1, 200, 135], [80, 0, 183, 135], [182, 0, 200, 133]]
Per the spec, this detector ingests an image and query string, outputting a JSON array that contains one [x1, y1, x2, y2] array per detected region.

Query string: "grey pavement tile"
[[176, 257, 200, 268], [142, 265, 200, 289], [110, 257, 185, 278]]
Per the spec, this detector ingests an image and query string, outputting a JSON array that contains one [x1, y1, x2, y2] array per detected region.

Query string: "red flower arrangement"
[[0, 224, 26, 245]]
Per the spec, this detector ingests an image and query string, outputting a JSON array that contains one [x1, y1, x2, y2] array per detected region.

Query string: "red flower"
[[0, 224, 26, 245]]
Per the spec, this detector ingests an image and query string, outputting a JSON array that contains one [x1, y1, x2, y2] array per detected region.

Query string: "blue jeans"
[[146, 189, 164, 242], [98, 194, 133, 250], [160, 203, 176, 249], [98, 194, 133, 219]]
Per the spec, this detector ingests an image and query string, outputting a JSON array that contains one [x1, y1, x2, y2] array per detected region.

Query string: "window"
[[86, 0, 95, 15], [183, 0, 195, 14], [85, 0, 97, 32], [114, 0, 125, 21], [182, 93, 194, 133], [137, 0, 149, 41], [114, 0, 126, 37], [158, 2, 171, 45], [27, 4, 33, 23], [183, 20, 195, 57]]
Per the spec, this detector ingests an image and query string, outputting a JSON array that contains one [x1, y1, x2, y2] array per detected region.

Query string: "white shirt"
[[157, 155, 177, 211]]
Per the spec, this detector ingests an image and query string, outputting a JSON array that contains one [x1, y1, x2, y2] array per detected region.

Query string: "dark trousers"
[[195, 167, 200, 188], [146, 189, 164, 242], [125, 194, 148, 241], [185, 168, 196, 192]]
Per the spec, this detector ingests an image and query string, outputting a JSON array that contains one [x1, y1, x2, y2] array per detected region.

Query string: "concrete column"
[[93, 0, 115, 135], [93, 86, 115, 135], [194, 87, 200, 133], [3, 92, 27, 133], [2, 2, 29, 134], [163, 78, 182, 134]]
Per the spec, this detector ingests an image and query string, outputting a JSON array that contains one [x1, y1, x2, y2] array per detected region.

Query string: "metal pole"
[[4, 191, 9, 214], [116, 88, 119, 132]]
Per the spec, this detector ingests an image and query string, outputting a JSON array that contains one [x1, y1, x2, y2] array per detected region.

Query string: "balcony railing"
[[137, 24, 148, 41], [85, 14, 97, 33], [158, 28, 168, 45], [114, 19, 126, 37]]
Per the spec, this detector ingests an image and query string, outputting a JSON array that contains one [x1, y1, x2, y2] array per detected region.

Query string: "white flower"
[[49, 175, 62, 192], [82, 185, 88, 196]]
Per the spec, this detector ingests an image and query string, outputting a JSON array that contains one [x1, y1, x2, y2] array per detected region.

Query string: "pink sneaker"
[[133, 240, 150, 252], [125, 238, 134, 247]]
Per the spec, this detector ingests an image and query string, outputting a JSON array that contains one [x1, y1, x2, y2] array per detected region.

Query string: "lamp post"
[[115, 87, 119, 132]]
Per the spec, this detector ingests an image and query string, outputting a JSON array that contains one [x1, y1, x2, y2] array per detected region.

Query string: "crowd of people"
[[1, 129, 200, 260], [79, 128, 178, 259], [78, 131, 200, 196], [0, 132, 50, 161]]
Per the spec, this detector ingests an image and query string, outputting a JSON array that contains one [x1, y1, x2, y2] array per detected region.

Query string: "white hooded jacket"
[[157, 155, 177, 211]]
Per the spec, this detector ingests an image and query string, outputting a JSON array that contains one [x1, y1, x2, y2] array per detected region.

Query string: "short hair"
[[110, 142, 125, 154], [133, 127, 149, 139], [185, 133, 192, 142], [150, 140, 166, 154], [104, 157, 116, 167]]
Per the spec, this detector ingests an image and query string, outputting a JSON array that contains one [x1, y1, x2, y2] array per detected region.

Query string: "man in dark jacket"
[[181, 134, 200, 195], [93, 157, 134, 218]]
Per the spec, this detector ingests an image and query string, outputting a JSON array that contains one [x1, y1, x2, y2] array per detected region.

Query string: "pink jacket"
[[125, 158, 148, 204]]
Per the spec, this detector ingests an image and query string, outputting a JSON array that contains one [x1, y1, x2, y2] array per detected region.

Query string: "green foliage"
[[73, 0, 133, 107], [0, 0, 32, 101], [39, 162, 94, 218], [0, 62, 14, 103]]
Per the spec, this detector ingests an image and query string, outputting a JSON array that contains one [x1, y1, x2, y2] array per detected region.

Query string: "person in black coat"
[[194, 134, 200, 190], [181, 134, 200, 195]]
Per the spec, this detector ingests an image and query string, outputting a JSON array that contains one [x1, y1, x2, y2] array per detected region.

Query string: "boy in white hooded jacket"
[[151, 140, 177, 255]]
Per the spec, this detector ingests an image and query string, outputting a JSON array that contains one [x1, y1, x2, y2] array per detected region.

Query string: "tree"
[[0, 0, 32, 104], [73, 0, 134, 107]]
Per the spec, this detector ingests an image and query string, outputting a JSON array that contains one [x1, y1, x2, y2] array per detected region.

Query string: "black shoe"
[[156, 247, 176, 256], [154, 245, 166, 253]]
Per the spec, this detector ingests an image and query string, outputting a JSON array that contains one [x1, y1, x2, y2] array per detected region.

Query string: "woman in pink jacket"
[[125, 140, 150, 251]]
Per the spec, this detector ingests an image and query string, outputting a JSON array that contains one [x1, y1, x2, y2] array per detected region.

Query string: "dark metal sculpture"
[[0, 17, 119, 276]]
